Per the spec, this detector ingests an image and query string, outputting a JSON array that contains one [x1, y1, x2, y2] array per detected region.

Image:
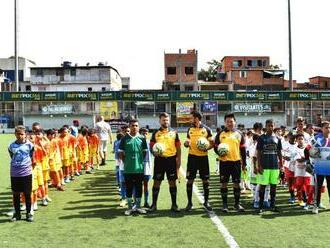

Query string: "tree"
[[198, 59, 222, 82]]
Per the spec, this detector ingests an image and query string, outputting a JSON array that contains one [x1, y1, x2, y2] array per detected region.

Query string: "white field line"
[[179, 168, 240, 248]]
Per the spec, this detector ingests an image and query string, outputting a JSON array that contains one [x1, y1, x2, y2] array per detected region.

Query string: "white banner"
[[233, 103, 271, 113], [42, 104, 73, 114]]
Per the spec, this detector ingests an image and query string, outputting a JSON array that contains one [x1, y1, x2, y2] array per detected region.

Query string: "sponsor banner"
[[284, 92, 318, 101], [233, 92, 266, 101], [233, 103, 272, 113], [41, 104, 73, 114], [201, 101, 217, 113], [155, 92, 172, 101], [100, 101, 118, 119], [175, 92, 210, 101], [176, 102, 194, 123], [64, 92, 98, 101], [120, 92, 154, 101]]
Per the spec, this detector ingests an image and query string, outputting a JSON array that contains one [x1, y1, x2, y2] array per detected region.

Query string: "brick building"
[[219, 56, 287, 90], [163, 49, 198, 91], [309, 76, 330, 89]]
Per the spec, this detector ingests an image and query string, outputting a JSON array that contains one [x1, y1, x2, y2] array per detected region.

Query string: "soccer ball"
[[152, 143, 165, 156], [196, 137, 210, 151], [218, 143, 229, 157], [309, 147, 320, 158]]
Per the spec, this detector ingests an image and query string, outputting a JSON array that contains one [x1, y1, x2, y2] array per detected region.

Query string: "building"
[[218, 56, 287, 90], [121, 77, 130, 91], [309, 76, 330, 89], [22, 61, 122, 128], [163, 49, 198, 91], [0, 57, 36, 128], [0, 56, 36, 91], [26, 61, 121, 92]]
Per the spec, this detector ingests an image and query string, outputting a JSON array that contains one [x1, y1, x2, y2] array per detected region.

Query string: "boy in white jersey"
[[294, 134, 311, 207]]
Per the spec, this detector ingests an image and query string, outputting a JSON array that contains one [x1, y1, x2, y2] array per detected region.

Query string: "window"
[[262, 60, 267, 67], [185, 67, 194, 75], [101, 87, 106, 92], [36, 69, 43, 77], [233, 60, 242, 68], [257, 60, 262, 67], [247, 60, 258, 67], [240, 71, 247, 78], [26, 85, 31, 91], [70, 69, 76, 76], [167, 67, 176, 75], [88, 87, 92, 92]]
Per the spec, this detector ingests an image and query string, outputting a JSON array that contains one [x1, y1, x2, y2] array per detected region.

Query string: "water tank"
[[63, 61, 72, 68]]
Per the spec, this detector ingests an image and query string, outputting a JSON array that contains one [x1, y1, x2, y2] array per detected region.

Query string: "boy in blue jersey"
[[256, 119, 283, 214], [8, 126, 34, 222]]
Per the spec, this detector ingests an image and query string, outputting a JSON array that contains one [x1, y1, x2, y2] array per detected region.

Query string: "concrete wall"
[[23, 115, 95, 130], [216, 112, 286, 129]]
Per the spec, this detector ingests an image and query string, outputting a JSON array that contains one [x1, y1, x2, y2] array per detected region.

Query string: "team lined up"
[[115, 112, 330, 215], [8, 111, 330, 221], [8, 121, 109, 222]]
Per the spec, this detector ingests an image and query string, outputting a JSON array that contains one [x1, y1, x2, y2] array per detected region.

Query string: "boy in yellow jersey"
[[88, 129, 100, 172], [149, 112, 181, 212], [38, 131, 52, 203], [58, 126, 71, 183], [77, 127, 89, 172], [47, 129, 64, 191], [214, 113, 247, 212], [184, 111, 213, 212], [32, 129, 48, 206]]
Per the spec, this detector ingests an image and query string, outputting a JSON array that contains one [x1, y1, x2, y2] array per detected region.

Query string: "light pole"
[[15, 0, 19, 92], [288, 0, 294, 127]]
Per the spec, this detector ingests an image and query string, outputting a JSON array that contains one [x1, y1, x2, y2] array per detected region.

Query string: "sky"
[[0, 0, 329, 89]]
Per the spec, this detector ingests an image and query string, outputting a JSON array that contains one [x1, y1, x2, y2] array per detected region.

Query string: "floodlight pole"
[[288, 0, 294, 127], [15, 0, 19, 92]]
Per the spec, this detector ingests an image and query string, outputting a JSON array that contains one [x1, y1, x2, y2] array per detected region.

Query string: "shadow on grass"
[[191, 174, 323, 218]]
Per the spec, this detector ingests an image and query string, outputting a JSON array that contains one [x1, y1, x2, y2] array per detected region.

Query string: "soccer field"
[[1, 133, 330, 248]]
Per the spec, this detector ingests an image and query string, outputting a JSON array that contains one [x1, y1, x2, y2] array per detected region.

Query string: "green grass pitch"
[[0, 133, 330, 248]]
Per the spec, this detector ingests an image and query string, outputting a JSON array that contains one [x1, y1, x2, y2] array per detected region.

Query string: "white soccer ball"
[[218, 143, 229, 157], [152, 143, 165, 156], [309, 147, 320, 158], [196, 137, 210, 151]]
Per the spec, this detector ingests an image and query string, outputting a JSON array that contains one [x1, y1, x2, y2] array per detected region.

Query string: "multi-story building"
[[22, 61, 122, 128], [0, 56, 36, 92], [309, 76, 330, 89], [121, 77, 130, 91], [163, 49, 198, 91], [218, 56, 286, 90]]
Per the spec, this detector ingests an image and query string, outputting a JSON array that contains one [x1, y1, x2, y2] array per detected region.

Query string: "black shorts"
[[11, 175, 32, 193], [219, 161, 241, 184], [153, 156, 177, 181], [186, 154, 210, 180]]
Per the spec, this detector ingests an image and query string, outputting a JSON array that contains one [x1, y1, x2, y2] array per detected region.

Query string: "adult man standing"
[[149, 112, 181, 212], [95, 116, 113, 166], [184, 111, 213, 211], [214, 113, 246, 212]]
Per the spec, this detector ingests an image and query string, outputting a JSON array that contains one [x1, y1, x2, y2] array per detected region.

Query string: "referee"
[[214, 113, 246, 212], [184, 111, 213, 212], [149, 112, 181, 212]]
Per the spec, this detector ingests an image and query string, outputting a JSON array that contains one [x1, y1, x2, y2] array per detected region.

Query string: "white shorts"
[[100, 140, 108, 152]]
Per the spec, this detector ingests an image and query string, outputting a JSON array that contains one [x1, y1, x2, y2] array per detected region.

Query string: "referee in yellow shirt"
[[214, 113, 247, 212], [149, 112, 181, 212], [184, 111, 213, 212]]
